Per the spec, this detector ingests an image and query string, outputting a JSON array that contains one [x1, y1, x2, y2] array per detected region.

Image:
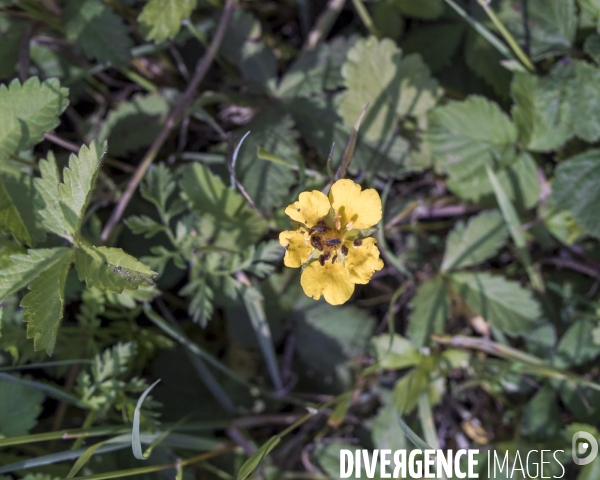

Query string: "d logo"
[[573, 431, 599, 466]]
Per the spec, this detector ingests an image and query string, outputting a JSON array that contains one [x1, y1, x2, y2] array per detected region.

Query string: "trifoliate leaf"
[[234, 112, 299, 212], [58, 139, 106, 238], [138, 0, 197, 43], [401, 23, 465, 73], [511, 71, 572, 152], [449, 272, 541, 333], [179, 163, 268, 249], [441, 210, 509, 272], [338, 36, 442, 141], [64, 0, 133, 66], [407, 276, 451, 348], [0, 377, 45, 436], [0, 77, 69, 158], [277, 37, 352, 98], [22, 249, 73, 355], [498, 0, 576, 61], [98, 93, 169, 156], [34, 152, 72, 241], [0, 247, 72, 300], [552, 149, 600, 238], [0, 176, 31, 246], [391, 0, 444, 18], [75, 244, 157, 293]]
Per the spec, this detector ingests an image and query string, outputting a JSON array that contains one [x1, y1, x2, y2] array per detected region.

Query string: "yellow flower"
[[278, 179, 384, 305]]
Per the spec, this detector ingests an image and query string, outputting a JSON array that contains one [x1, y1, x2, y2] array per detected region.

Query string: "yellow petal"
[[301, 261, 355, 305], [328, 179, 382, 229], [285, 190, 331, 227], [344, 237, 384, 284], [279, 230, 312, 268]]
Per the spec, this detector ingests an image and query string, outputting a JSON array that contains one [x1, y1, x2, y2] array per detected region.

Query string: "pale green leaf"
[[441, 210, 509, 272], [58, 139, 106, 238], [75, 244, 157, 293], [64, 0, 133, 66], [371, 334, 422, 370], [22, 249, 73, 355], [511, 71, 573, 152], [138, 0, 197, 42], [498, 0, 576, 61], [179, 163, 268, 249], [449, 272, 541, 333], [0, 77, 69, 158], [277, 37, 351, 98], [338, 36, 442, 141], [34, 152, 72, 241], [407, 276, 450, 348], [0, 176, 30, 245], [0, 377, 44, 436], [0, 247, 72, 300], [98, 93, 169, 156], [552, 149, 600, 238]]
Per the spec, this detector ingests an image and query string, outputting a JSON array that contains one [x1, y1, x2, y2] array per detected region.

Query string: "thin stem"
[[303, 0, 346, 51], [350, 0, 379, 37], [100, 1, 237, 243]]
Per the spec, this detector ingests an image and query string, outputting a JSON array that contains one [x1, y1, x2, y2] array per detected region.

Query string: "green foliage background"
[[1, 0, 600, 478]]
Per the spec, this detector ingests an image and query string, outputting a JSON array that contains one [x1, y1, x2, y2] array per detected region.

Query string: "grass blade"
[[132, 379, 161, 460]]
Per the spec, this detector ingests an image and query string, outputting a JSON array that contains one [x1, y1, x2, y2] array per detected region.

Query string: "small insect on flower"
[[278, 179, 384, 305]]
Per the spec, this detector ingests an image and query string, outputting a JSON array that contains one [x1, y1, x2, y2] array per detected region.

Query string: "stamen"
[[341, 245, 348, 255], [332, 255, 338, 264], [318, 255, 325, 266], [353, 239, 362, 247]]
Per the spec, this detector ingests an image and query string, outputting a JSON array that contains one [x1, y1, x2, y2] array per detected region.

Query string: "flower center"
[[309, 217, 355, 267]]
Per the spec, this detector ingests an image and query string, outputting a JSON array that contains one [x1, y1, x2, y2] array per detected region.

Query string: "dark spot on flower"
[[341, 245, 348, 255], [353, 239, 362, 247], [297, 208, 301, 212], [332, 255, 338, 264], [319, 254, 325, 266]]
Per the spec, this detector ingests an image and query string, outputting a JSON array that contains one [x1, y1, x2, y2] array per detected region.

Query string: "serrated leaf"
[[234, 112, 299, 211], [552, 149, 600, 238], [21, 248, 73, 355], [75, 244, 157, 293], [34, 152, 72, 241], [140, 163, 176, 213], [338, 36, 441, 141], [0, 377, 45, 436], [98, 93, 169, 156], [449, 272, 540, 333], [277, 37, 352, 98], [511, 71, 573, 152], [372, 334, 422, 370], [138, 0, 197, 43], [58, 139, 106, 238], [179, 163, 267, 249], [0, 247, 72, 300], [498, 0, 576, 61], [407, 276, 451, 349], [0, 176, 30, 245], [124, 215, 166, 239], [441, 210, 509, 272], [64, 0, 133, 66], [0, 77, 69, 158], [180, 277, 214, 327], [92, 342, 135, 382]]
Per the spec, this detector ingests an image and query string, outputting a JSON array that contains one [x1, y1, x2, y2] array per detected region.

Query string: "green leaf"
[[441, 210, 509, 272], [21, 248, 73, 355], [521, 385, 561, 439], [464, 29, 512, 97], [552, 149, 600, 238], [237, 436, 280, 480], [138, 0, 197, 43], [338, 36, 441, 141], [124, 215, 166, 239], [561, 61, 600, 143], [498, 0, 576, 61], [427, 95, 517, 176], [585, 33, 600, 65], [277, 37, 352, 98], [371, 334, 422, 370], [394, 366, 430, 414], [373, 1, 405, 41], [0, 77, 69, 158], [0, 14, 30, 80], [34, 152, 72, 241], [140, 162, 176, 214], [179, 163, 267, 249], [179, 276, 214, 327], [0, 376, 45, 436], [234, 112, 299, 212], [98, 93, 169, 156], [553, 319, 600, 369], [58, 139, 106, 238], [0, 176, 31, 245], [391, 0, 444, 18], [64, 0, 133, 66], [0, 247, 72, 300], [407, 276, 450, 348], [74, 244, 157, 293], [370, 390, 407, 451], [449, 272, 541, 334], [401, 23, 465, 73], [511, 71, 573, 152]]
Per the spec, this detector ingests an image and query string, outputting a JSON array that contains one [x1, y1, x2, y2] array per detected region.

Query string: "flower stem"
[[351, 0, 380, 38]]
